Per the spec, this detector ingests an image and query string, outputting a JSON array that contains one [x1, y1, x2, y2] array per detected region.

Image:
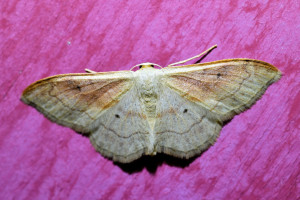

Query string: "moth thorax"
[[141, 85, 158, 128], [137, 71, 160, 129]]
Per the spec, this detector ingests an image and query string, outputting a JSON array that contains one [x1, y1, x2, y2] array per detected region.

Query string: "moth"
[[21, 45, 281, 163]]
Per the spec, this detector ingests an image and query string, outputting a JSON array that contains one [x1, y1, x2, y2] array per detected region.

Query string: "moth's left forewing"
[[161, 59, 281, 122], [21, 71, 135, 133]]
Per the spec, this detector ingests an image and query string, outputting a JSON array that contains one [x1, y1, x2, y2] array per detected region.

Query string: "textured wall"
[[0, 1, 299, 199]]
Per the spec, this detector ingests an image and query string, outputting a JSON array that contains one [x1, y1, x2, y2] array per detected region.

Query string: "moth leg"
[[85, 69, 97, 73], [167, 44, 218, 67]]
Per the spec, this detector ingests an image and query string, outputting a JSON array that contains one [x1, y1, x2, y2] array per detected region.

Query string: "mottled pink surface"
[[1, 1, 299, 199]]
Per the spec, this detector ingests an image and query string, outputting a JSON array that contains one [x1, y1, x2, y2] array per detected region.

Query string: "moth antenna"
[[167, 44, 218, 67], [152, 64, 163, 69], [130, 65, 140, 71], [85, 69, 97, 73]]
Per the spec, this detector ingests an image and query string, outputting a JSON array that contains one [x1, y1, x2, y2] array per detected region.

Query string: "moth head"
[[139, 62, 155, 69], [130, 63, 163, 71]]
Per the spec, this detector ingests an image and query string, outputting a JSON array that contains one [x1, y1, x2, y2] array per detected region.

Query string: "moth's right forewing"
[[161, 59, 281, 122]]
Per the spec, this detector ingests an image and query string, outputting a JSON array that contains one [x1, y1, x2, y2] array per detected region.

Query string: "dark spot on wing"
[[115, 114, 120, 118], [183, 109, 188, 113]]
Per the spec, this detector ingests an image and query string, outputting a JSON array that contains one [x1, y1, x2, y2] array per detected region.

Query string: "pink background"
[[1, 1, 299, 199]]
